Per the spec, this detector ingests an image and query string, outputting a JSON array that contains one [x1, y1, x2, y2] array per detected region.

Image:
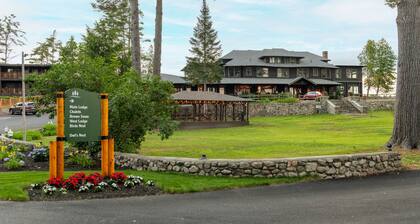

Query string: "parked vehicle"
[[302, 91, 323, 100], [9, 102, 37, 115]]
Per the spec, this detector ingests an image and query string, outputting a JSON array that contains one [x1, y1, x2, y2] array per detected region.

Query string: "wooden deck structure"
[[172, 91, 252, 129]]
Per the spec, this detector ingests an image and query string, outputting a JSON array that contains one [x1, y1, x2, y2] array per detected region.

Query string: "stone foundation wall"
[[116, 152, 401, 179], [249, 101, 320, 117]]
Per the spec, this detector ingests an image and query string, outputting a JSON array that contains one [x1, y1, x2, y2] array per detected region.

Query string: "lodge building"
[[0, 49, 363, 98], [0, 63, 50, 96], [174, 49, 363, 97]]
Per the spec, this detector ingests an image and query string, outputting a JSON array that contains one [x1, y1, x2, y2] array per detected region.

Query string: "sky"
[[1, 0, 397, 76]]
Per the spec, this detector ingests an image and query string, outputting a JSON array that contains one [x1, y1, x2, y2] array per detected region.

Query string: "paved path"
[[2, 171, 420, 224], [0, 113, 52, 132]]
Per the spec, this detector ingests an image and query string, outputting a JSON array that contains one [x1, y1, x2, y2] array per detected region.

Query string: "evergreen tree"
[[0, 14, 25, 63], [184, 0, 222, 91], [29, 30, 62, 64], [59, 36, 79, 62]]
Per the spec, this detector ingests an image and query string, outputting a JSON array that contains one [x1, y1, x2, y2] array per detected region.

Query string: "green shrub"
[[4, 158, 24, 170], [272, 97, 299, 104], [258, 97, 299, 104], [67, 153, 94, 168], [41, 123, 56, 136], [13, 130, 42, 141]]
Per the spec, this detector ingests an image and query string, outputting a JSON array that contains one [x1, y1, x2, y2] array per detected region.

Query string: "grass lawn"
[[141, 111, 394, 159], [0, 170, 310, 201]]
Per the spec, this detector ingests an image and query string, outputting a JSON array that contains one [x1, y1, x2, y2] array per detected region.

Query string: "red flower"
[[62, 172, 87, 190], [86, 172, 104, 186], [48, 177, 63, 188], [63, 177, 80, 190], [110, 172, 127, 183]]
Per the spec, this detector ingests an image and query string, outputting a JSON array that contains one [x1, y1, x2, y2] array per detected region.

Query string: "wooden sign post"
[[49, 89, 115, 179]]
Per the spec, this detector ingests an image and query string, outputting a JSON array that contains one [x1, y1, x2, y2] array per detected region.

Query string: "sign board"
[[64, 88, 101, 142]]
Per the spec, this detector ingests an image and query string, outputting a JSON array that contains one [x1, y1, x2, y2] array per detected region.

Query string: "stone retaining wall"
[[249, 101, 320, 117], [360, 99, 395, 111], [116, 152, 401, 179]]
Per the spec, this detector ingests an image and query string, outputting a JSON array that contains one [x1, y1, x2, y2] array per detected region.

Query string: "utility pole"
[[21, 52, 27, 142]]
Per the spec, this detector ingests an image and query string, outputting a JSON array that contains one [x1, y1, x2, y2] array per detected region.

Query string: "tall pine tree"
[[184, 0, 222, 91]]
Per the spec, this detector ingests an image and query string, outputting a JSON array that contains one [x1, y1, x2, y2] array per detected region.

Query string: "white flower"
[[98, 182, 108, 188], [124, 180, 135, 188], [86, 182, 94, 189], [59, 188, 67, 195], [146, 180, 155, 186], [111, 183, 119, 190], [78, 185, 89, 193], [42, 185, 57, 195]]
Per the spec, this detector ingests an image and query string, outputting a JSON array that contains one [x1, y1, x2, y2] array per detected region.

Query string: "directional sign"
[[64, 88, 101, 142]]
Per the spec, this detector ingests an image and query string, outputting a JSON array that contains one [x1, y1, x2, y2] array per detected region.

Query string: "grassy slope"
[[141, 111, 394, 159], [0, 170, 310, 201]]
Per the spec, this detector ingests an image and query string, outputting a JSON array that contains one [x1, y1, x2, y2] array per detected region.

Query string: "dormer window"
[[264, 56, 300, 64]]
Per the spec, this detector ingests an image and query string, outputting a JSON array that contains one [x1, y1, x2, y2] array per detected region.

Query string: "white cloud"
[[313, 0, 397, 26]]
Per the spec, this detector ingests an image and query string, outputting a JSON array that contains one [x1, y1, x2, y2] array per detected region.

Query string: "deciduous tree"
[[358, 39, 396, 96], [386, 0, 420, 149], [184, 0, 222, 91]]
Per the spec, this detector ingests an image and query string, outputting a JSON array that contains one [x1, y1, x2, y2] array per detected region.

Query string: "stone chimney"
[[322, 51, 330, 62]]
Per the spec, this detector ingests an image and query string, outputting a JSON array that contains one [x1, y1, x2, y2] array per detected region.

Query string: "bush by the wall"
[[41, 123, 56, 136], [13, 130, 42, 141]]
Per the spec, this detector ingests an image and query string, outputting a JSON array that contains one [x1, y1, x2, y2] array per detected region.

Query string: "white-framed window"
[[277, 68, 289, 78], [289, 58, 298, 64], [262, 68, 269, 77], [244, 67, 253, 77], [269, 57, 276, 64], [297, 68, 309, 77], [321, 69, 328, 78], [349, 85, 359, 94], [335, 69, 342, 79], [234, 67, 241, 77], [312, 68, 319, 77], [346, 69, 358, 79]]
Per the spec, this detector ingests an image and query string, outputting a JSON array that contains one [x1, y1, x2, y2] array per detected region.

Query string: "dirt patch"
[[28, 185, 161, 201]]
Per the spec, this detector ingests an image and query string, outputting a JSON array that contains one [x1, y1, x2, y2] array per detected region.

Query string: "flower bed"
[[28, 171, 160, 201], [0, 139, 102, 171]]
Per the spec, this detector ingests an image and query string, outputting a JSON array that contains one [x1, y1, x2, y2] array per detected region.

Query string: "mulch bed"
[[28, 185, 162, 201]]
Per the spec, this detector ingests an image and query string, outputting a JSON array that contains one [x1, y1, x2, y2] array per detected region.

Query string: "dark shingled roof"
[[172, 91, 252, 102], [221, 48, 338, 68], [159, 73, 341, 86], [160, 73, 187, 84], [220, 77, 341, 86]]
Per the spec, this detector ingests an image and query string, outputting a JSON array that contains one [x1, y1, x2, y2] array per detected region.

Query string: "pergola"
[[172, 91, 252, 129]]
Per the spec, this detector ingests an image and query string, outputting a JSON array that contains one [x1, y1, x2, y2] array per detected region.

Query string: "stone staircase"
[[329, 99, 362, 114]]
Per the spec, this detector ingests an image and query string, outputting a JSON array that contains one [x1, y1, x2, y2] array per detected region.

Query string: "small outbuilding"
[[172, 91, 252, 129]]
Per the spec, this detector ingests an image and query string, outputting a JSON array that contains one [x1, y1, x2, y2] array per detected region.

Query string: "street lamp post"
[[21, 52, 27, 142]]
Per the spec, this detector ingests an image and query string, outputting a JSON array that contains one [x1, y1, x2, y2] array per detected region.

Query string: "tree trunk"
[[153, 0, 163, 77], [130, 0, 142, 75], [376, 86, 380, 96], [367, 85, 371, 97], [390, 0, 420, 149]]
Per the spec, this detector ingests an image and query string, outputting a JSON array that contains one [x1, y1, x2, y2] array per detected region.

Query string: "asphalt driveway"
[[1, 171, 420, 224]]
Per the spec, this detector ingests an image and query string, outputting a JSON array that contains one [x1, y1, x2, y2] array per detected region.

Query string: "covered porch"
[[172, 91, 252, 129]]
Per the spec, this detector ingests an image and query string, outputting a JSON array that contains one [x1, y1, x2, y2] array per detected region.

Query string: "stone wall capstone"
[[116, 152, 401, 179]]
